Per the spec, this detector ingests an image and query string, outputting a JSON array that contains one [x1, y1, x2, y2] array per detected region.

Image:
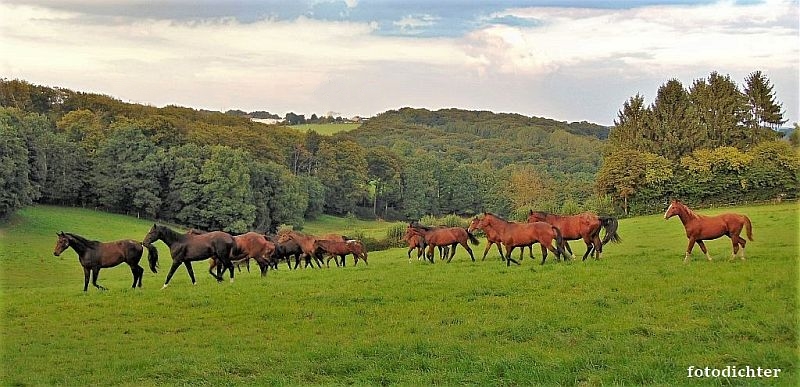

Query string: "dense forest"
[[1, 72, 797, 232]]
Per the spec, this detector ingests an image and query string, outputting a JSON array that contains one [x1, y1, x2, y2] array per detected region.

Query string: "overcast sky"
[[1, 0, 797, 126]]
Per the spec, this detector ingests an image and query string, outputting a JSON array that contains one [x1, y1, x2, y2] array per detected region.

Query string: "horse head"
[[53, 232, 70, 256], [664, 199, 683, 220], [143, 224, 160, 245]]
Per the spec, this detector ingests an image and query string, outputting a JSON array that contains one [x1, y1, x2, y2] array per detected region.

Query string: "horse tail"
[[600, 217, 622, 245], [465, 229, 480, 245], [744, 216, 754, 241], [143, 242, 159, 273], [553, 226, 564, 257]]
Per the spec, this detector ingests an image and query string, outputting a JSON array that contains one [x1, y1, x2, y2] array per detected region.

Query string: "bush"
[[385, 223, 407, 248]]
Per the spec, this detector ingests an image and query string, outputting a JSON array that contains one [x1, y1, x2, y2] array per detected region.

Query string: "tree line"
[[0, 80, 610, 229], [597, 71, 799, 214]]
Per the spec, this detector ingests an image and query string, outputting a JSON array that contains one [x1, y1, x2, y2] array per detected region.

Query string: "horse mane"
[[675, 201, 700, 219], [65, 233, 100, 249], [529, 210, 551, 218], [409, 221, 434, 231], [482, 212, 509, 221]]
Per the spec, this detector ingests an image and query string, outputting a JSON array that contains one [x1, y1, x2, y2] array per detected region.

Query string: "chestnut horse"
[[527, 211, 620, 261], [208, 232, 275, 277], [664, 199, 753, 263], [143, 224, 235, 288], [53, 232, 158, 291], [468, 217, 533, 261], [405, 223, 479, 263], [314, 239, 368, 267], [471, 213, 564, 266]]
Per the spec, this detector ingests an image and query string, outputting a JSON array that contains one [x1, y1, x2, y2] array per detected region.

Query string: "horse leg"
[[136, 264, 144, 287], [696, 240, 711, 261], [128, 264, 139, 288], [407, 247, 412, 263], [505, 246, 520, 266], [528, 245, 534, 259], [738, 236, 747, 260], [163, 261, 182, 288], [184, 261, 198, 284], [581, 238, 593, 261], [495, 243, 505, 261], [461, 241, 475, 262], [482, 242, 492, 261], [593, 235, 603, 260], [540, 245, 548, 265], [564, 241, 574, 258], [447, 244, 458, 263], [91, 267, 106, 290], [683, 239, 696, 263], [82, 267, 90, 292]]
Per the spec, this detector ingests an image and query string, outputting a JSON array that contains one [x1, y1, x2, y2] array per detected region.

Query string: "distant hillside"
[[338, 107, 608, 174]]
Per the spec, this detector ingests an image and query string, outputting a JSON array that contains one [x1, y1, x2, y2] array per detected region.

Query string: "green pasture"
[[1, 203, 797, 385], [290, 123, 361, 135]]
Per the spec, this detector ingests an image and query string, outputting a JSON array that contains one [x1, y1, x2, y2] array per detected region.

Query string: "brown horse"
[[53, 232, 158, 291], [468, 217, 533, 261], [664, 199, 753, 263], [143, 224, 235, 288], [314, 239, 368, 267], [277, 231, 346, 268], [208, 232, 275, 277], [471, 213, 564, 266], [403, 229, 427, 263], [406, 223, 479, 263], [527, 210, 620, 261]]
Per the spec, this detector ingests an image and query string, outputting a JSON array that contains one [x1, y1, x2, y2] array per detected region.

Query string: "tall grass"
[[1, 203, 797, 385]]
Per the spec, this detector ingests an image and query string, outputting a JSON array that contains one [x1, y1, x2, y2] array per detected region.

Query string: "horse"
[[276, 231, 345, 268], [468, 217, 534, 261], [405, 223, 479, 263], [53, 232, 158, 291], [403, 229, 427, 263], [143, 224, 235, 288], [265, 234, 304, 270], [208, 232, 275, 277], [313, 239, 368, 267], [664, 199, 753, 263], [471, 213, 565, 266], [527, 210, 620, 261]]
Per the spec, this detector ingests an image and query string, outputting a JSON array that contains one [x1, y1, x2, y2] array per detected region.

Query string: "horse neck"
[[673, 205, 699, 225], [65, 234, 95, 255], [157, 227, 186, 247]]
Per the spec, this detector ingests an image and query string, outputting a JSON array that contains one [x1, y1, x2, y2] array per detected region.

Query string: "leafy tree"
[[39, 132, 91, 206], [596, 149, 671, 215], [366, 146, 402, 216], [198, 146, 256, 232], [93, 126, 162, 218], [56, 109, 105, 153], [0, 119, 33, 218], [315, 140, 368, 215], [400, 154, 439, 219]]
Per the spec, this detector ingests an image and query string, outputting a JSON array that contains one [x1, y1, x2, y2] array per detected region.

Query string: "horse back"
[[97, 240, 143, 268], [428, 227, 466, 245]]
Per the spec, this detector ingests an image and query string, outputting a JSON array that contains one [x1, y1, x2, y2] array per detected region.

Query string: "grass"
[[290, 123, 361, 135], [296, 214, 404, 239], [1, 203, 798, 385]]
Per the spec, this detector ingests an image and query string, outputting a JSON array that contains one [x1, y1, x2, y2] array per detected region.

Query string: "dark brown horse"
[[471, 213, 564, 266], [527, 210, 620, 261], [53, 232, 158, 291], [143, 224, 235, 288], [314, 239, 368, 267], [664, 199, 753, 263], [208, 232, 275, 277], [265, 234, 304, 270], [406, 223, 479, 263]]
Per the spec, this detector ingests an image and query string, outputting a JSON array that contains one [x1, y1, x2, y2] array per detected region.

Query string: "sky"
[[1, 0, 797, 126]]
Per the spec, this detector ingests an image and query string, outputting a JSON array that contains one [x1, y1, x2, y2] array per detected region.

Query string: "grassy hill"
[[1, 204, 797, 385]]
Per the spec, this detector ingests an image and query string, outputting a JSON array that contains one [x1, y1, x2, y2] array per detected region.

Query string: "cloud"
[[0, 1, 796, 125]]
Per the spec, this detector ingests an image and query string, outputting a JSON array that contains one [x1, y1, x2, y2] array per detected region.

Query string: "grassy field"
[[290, 123, 361, 135], [1, 203, 797, 385]]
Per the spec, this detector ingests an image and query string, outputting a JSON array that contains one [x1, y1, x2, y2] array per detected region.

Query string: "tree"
[[93, 126, 162, 218], [315, 140, 368, 215], [743, 71, 786, 143], [646, 79, 700, 160], [56, 109, 105, 153], [198, 146, 256, 232], [689, 72, 748, 148], [366, 147, 402, 217], [0, 119, 33, 218], [609, 94, 650, 152], [596, 149, 672, 215]]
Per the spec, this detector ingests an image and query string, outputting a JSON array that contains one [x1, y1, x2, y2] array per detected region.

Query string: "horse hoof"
[[161, 284, 168, 290]]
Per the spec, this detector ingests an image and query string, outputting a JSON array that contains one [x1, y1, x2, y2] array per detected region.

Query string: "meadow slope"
[[1, 203, 797, 385]]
